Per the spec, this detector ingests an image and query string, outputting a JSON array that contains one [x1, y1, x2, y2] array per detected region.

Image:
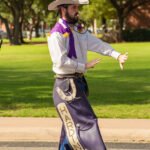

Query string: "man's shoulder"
[[50, 22, 66, 34], [48, 31, 68, 43], [50, 23, 70, 39]]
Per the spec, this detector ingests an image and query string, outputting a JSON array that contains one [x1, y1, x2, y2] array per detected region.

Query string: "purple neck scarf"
[[50, 18, 77, 59]]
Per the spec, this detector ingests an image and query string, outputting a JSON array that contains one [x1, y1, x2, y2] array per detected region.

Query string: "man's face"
[[64, 4, 79, 24]]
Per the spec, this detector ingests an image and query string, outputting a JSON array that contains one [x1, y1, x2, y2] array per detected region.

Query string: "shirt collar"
[[59, 18, 68, 29]]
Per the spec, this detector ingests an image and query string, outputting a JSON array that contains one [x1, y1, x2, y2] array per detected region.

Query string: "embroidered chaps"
[[53, 76, 106, 150]]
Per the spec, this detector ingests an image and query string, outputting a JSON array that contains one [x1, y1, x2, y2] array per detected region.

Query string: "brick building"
[[0, 20, 6, 32], [126, 4, 150, 29]]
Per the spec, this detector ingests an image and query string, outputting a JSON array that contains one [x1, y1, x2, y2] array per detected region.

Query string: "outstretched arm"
[[87, 32, 128, 70]]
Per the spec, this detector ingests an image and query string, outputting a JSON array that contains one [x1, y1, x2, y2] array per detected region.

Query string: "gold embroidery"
[[63, 32, 69, 38], [46, 32, 69, 37], [46, 33, 51, 37], [56, 79, 76, 101], [57, 103, 84, 150]]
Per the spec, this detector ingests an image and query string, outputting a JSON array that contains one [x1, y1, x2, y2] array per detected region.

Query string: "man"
[[47, 0, 128, 149]]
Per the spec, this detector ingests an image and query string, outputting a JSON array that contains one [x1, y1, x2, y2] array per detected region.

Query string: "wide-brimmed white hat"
[[48, 0, 89, 11]]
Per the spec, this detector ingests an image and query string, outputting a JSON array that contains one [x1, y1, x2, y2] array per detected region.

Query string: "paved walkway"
[[0, 118, 150, 143]]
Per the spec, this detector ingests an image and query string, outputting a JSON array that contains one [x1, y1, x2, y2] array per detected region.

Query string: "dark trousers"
[[53, 76, 106, 150]]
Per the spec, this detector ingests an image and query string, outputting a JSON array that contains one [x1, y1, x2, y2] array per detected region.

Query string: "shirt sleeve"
[[48, 32, 85, 73], [87, 32, 121, 59]]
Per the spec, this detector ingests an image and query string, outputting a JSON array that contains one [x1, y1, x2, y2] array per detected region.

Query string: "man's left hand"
[[118, 52, 128, 70]]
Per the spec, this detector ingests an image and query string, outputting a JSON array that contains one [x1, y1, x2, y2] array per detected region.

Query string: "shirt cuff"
[[76, 62, 85, 73], [110, 51, 121, 60]]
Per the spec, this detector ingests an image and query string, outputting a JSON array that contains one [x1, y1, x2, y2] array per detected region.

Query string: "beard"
[[65, 11, 79, 24]]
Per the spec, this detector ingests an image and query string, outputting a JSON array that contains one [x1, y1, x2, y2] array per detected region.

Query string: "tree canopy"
[[0, 0, 149, 44]]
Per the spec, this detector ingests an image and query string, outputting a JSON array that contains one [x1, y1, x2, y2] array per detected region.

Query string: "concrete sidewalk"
[[0, 117, 150, 143]]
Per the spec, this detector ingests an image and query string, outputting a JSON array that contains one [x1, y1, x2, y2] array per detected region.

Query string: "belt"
[[55, 73, 84, 79]]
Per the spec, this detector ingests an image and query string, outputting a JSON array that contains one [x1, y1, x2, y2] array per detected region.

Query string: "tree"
[[80, 0, 116, 34], [30, 0, 52, 38], [0, 2, 13, 44], [0, 0, 49, 45], [2, 0, 26, 44], [23, 0, 52, 40], [108, 0, 150, 41]]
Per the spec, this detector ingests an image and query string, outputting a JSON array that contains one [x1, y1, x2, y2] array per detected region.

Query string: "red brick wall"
[[0, 20, 7, 32], [126, 3, 150, 29]]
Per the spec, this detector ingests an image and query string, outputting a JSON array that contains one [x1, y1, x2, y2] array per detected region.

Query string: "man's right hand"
[[85, 58, 101, 69]]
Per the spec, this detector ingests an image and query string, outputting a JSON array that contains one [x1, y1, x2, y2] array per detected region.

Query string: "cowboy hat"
[[48, 0, 89, 11]]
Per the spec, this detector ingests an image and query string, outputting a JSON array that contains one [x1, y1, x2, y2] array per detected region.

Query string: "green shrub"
[[123, 29, 150, 41]]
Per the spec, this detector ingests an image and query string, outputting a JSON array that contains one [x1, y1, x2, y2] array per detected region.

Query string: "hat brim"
[[48, 0, 89, 11]]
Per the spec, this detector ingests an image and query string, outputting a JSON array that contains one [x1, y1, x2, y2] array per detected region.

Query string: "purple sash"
[[50, 19, 77, 59]]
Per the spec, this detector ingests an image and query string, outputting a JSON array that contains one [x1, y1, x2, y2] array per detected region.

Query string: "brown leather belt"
[[55, 73, 84, 78]]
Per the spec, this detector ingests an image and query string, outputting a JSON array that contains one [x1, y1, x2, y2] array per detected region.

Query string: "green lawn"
[[3, 37, 47, 44], [0, 42, 150, 118]]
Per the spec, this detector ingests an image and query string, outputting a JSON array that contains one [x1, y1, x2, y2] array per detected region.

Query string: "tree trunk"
[[102, 16, 108, 33], [108, 0, 124, 41], [117, 13, 124, 42], [20, 22, 26, 43], [35, 22, 40, 37], [29, 28, 33, 40], [0, 15, 13, 44], [19, 12, 26, 44], [19, 18, 26, 43], [2, 0, 26, 45], [12, 11, 21, 45], [35, 16, 40, 38]]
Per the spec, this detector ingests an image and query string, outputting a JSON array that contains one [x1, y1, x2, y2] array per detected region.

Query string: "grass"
[[0, 42, 150, 118], [3, 37, 47, 45]]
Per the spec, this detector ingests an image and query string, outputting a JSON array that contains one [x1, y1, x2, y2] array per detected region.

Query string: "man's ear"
[[62, 7, 67, 13], [61, 7, 67, 17]]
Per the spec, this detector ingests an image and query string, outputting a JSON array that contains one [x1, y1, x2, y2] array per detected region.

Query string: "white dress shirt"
[[47, 19, 120, 74]]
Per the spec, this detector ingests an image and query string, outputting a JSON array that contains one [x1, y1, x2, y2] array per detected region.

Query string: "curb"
[[0, 118, 150, 143]]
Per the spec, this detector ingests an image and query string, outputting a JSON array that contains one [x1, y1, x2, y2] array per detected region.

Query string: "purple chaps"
[[53, 76, 106, 150]]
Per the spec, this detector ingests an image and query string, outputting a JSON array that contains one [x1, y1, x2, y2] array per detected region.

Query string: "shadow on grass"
[[86, 68, 150, 106], [25, 41, 47, 45], [0, 68, 149, 111], [0, 69, 54, 110]]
